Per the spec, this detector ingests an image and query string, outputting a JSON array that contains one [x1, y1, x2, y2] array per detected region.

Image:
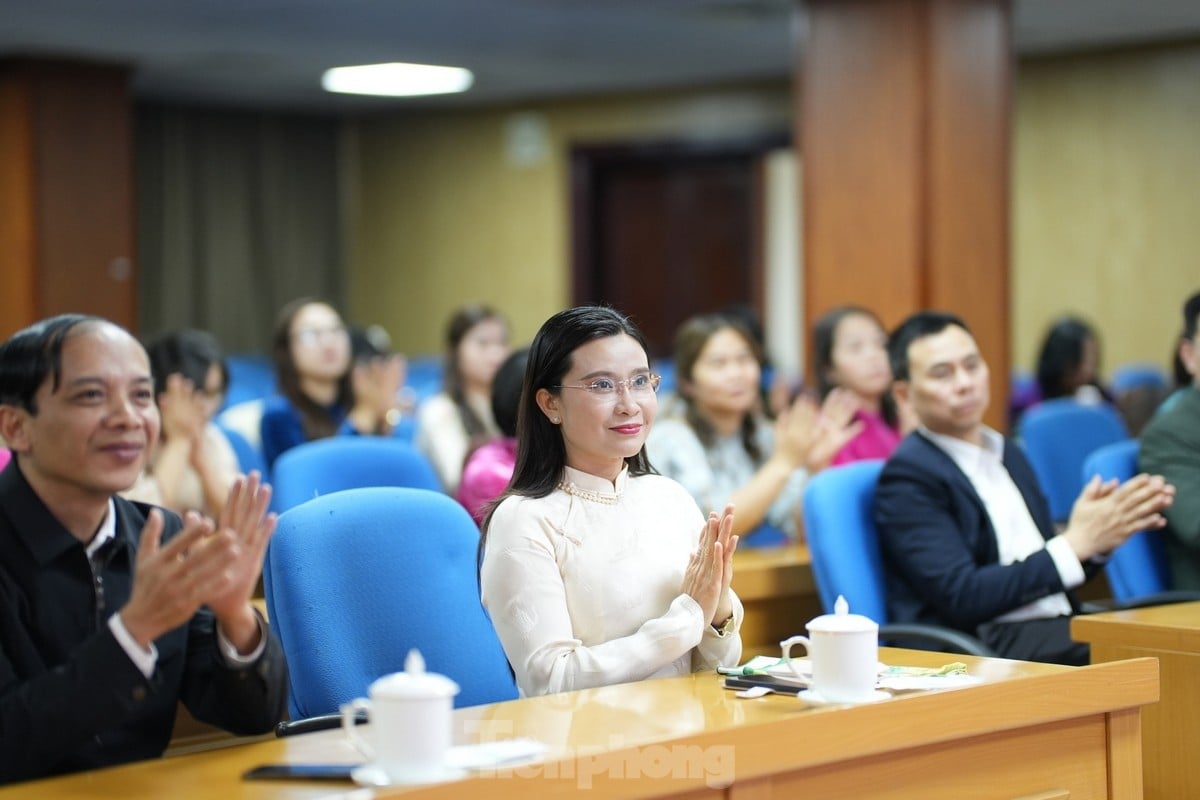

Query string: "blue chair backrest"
[[1110, 362, 1168, 395], [264, 487, 518, 718], [802, 460, 888, 623], [1017, 398, 1129, 522], [221, 353, 277, 411], [271, 437, 441, 512], [1081, 439, 1173, 601], [215, 422, 266, 477], [740, 523, 791, 549]]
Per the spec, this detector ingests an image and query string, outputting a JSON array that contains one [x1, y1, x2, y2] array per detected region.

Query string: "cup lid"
[[370, 650, 461, 699], [806, 595, 879, 633]]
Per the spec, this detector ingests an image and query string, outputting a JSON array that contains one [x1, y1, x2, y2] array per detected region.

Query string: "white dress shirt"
[[921, 427, 1080, 621]]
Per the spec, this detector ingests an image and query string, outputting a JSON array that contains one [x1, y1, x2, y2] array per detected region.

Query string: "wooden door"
[[570, 139, 783, 358]]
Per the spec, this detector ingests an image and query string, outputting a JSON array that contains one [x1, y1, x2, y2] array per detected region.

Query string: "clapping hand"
[[681, 504, 739, 628], [1064, 473, 1175, 560], [120, 473, 275, 654]]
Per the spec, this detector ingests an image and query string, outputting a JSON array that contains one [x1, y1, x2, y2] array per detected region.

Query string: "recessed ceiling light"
[[321, 62, 474, 97]]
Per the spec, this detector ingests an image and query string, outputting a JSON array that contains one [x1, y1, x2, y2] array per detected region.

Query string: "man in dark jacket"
[[874, 310, 1173, 664], [0, 314, 287, 784]]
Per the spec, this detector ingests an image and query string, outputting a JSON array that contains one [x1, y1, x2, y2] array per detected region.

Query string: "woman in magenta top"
[[811, 306, 907, 465], [456, 348, 528, 525]]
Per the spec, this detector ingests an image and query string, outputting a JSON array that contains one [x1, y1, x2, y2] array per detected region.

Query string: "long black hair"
[[480, 306, 655, 539], [1035, 316, 1098, 400]]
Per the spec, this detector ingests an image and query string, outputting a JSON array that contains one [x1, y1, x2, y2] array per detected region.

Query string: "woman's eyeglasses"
[[552, 373, 661, 398], [291, 326, 349, 346]]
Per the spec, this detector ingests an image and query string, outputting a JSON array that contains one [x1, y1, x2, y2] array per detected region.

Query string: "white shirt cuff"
[[1047, 535, 1087, 589], [109, 613, 158, 679], [216, 610, 268, 665]]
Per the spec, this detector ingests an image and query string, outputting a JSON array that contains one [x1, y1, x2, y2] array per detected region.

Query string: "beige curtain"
[[136, 105, 345, 353]]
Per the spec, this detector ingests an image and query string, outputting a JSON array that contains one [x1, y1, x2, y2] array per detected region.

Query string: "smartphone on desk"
[[243, 763, 356, 782], [723, 673, 806, 696]]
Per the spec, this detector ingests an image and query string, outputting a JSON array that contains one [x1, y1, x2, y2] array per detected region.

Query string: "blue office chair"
[[215, 421, 266, 477], [802, 460, 996, 657], [1081, 440, 1200, 607], [270, 436, 441, 512], [221, 353, 277, 411], [740, 523, 791, 549], [1110, 362, 1168, 395], [1017, 398, 1129, 522], [264, 487, 518, 719]]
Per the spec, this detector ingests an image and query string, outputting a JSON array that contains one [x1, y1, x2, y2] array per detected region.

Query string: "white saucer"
[[350, 764, 468, 787], [798, 689, 891, 707]]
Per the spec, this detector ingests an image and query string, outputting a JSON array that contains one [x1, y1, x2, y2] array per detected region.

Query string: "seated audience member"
[[1139, 290, 1200, 590], [123, 329, 240, 517], [456, 348, 528, 526], [416, 305, 510, 493], [0, 315, 286, 784], [647, 313, 860, 544], [1034, 315, 1112, 406], [811, 306, 909, 465], [874, 311, 1174, 665], [481, 306, 742, 696], [259, 299, 403, 470], [719, 303, 796, 417], [347, 324, 409, 437]]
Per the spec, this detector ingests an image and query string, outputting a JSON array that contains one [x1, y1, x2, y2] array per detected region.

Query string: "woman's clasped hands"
[[681, 503, 739, 629]]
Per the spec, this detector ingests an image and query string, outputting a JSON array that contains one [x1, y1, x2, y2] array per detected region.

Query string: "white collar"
[[85, 498, 118, 559], [919, 425, 1005, 472]]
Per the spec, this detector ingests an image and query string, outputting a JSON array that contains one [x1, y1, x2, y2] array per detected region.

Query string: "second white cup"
[[781, 595, 879, 703]]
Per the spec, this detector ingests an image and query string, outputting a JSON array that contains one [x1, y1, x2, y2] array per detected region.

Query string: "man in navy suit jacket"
[[874, 311, 1174, 665]]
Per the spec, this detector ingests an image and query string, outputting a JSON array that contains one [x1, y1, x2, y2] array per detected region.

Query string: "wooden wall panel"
[[800, 0, 1011, 427], [926, 0, 1012, 406], [0, 61, 135, 340], [0, 75, 38, 333], [800, 0, 925, 331]]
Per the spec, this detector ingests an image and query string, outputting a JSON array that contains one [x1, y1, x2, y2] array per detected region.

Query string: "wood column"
[[0, 60, 136, 339], [799, 0, 1012, 428]]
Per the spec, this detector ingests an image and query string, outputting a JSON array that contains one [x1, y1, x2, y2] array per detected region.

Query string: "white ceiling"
[[2, 0, 1199, 113]]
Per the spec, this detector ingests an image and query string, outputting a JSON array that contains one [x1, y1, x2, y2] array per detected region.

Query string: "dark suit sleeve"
[[0, 616, 160, 784], [874, 446, 1068, 631], [177, 609, 288, 735]]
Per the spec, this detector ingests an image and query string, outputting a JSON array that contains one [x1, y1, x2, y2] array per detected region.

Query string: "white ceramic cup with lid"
[[781, 595, 879, 703], [341, 649, 461, 783]]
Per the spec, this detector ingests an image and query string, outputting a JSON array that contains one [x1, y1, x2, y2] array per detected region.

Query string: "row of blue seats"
[[220, 353, 684, 414]]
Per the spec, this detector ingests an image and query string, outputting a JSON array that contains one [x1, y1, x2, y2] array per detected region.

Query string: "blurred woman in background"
[[123, 328, 239, 517], [416, 304, 510, 493], [260, 299, 404, 469], [648, 312, 859, 545], [811, 306, 906, 465]]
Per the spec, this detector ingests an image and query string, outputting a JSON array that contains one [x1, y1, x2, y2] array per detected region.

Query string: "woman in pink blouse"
[[812, 306, 909, 465], [456, 348, 528, 525]]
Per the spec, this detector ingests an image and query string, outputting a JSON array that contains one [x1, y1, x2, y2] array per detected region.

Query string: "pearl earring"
[[552, 417, 560, 424]]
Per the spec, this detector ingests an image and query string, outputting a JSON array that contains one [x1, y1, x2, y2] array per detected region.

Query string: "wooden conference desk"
[[3, 648, 1156, 800], [1072, 600, 1200, 799]]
